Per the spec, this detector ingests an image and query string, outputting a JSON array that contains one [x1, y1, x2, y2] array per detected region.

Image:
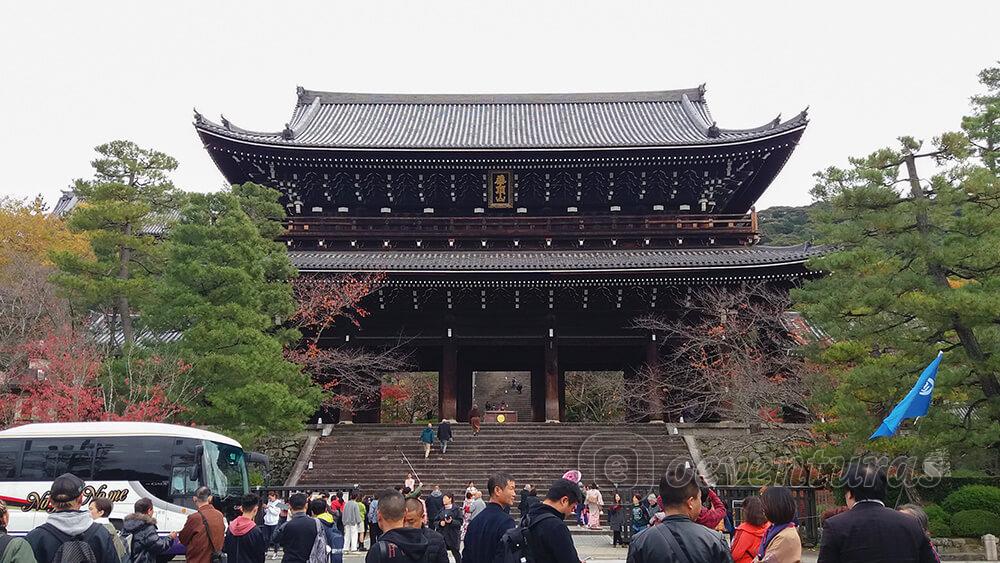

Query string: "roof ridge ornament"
[[221, 115, 231, 130], [193, 108, 203, 124]]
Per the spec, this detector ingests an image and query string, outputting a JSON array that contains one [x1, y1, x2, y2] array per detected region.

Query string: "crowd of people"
[[0, 461, 943, 563]]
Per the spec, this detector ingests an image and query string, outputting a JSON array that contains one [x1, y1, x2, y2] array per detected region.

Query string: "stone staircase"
[[473, 372, 532, 421], [296, 422, 693, 504]]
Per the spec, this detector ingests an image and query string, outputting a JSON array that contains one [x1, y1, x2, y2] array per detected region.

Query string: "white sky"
[[1, 1, 997, 210]]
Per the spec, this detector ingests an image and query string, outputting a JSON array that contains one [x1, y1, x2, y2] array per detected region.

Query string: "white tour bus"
[[0, 421, 249, 551]]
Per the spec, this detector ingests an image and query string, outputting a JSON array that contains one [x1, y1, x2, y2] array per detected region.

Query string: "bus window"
[[169, 438, 200, 509], [202, 441, 247, 499], [0, 439, 21, 479], [93, 437, 173, 500], [19, 439, 95, 480]]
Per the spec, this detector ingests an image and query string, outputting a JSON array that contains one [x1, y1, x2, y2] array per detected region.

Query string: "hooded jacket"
[[424, 493, 444, 530], [315, 514, 344, 563], [0, 528, 37, 563], [730, 522, 768, 563], [26, 510, 121, 563], [223, 516, 266, 563], [123, 513, 174, 563], [366, 527, 447, 563]]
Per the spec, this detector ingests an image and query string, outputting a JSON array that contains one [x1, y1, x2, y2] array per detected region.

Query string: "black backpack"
[[499, 511, 560, 563], [40, 523, 100, 563]]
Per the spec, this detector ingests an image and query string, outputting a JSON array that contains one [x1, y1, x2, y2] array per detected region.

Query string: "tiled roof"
[[289, 244, 825, 273], [195, 86, 808, 150]]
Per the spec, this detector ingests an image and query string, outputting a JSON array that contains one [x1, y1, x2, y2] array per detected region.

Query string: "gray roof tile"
[[289, 244, 825, 273], [196, 87, 807, 150]]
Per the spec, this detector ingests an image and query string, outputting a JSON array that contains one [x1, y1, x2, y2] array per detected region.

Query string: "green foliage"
[[145, 183, 321, 441], [51, 140, 181, 349], [794, 65, 1000, 470], [942, 485, 1000, 516], [924, 504, 952, 537], [756, 203, 825, 245], [950, 509, 1000, 538]]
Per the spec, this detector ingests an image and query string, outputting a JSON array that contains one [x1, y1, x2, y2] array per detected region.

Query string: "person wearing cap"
[[25, 473, 121, 563], [0, 499, 37, 563]]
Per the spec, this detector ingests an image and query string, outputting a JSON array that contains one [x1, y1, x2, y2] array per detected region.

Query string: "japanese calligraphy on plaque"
[[488, 171, 513, 209]]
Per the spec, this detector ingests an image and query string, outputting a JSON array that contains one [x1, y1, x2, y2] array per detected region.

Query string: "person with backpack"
[[223, 494, 266, 563], [402, 499, 448, 563], [122, 498, 175, 563], [365, 490, 432, 563], [177, 488, 225, 563], [26, 473, 122, 563], [0, 499, 36, 563], [625, 467, 731, 563], [309, 499, 343, 563], [88, 498, 127, 563], [272, 494, 319, 563], [504, 477, 583, 563]]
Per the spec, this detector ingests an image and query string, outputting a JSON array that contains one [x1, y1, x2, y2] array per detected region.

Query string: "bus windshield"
[[202, 440, 248, 499]]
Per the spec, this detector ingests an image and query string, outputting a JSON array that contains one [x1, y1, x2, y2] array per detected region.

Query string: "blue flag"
[[870, 351, 942, 439]]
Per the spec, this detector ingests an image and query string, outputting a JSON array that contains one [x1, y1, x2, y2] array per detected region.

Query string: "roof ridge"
[[295, 87, 707, 106]]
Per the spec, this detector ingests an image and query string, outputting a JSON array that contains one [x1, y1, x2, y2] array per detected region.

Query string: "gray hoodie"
[[26, 510, 121, 563], [341, 501, 362, 526]]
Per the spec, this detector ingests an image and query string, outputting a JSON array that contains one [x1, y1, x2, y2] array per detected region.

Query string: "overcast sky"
[[1, 1, 997, 210]]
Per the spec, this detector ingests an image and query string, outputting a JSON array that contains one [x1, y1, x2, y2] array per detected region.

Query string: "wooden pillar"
[[439, 341, 458, 421], [646, 336, 664, 423], [545, 340, 560, 422]]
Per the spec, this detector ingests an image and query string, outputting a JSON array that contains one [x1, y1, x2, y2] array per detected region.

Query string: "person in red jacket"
[[731, 496, 769, 563], [695, 487, 727, 529]]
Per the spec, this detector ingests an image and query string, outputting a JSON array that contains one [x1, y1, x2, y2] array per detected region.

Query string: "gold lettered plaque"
[[488, 171, 513, 209]]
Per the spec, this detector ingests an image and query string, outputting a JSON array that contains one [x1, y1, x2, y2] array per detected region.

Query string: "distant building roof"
[[195, 86, 807, 150], [289, 243, 825, 274]]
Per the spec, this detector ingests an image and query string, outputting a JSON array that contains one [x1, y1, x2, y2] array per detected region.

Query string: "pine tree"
[[795, 64, 1000, 471], [52, 141, 180, 350], [146, 183, 321, 440]]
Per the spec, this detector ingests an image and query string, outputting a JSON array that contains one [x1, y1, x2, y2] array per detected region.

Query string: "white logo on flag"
[[919, 379, 935, 396]]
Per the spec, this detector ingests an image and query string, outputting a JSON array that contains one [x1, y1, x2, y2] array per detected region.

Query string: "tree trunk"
[[904, 153, 1000, 397], [117, 222, 133, 349]]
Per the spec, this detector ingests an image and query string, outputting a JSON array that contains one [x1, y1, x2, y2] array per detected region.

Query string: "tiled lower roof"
[[289, 244, 825, 273]]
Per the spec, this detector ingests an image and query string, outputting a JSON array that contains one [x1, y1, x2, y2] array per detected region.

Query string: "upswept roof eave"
[[292, 86, 708, 106]]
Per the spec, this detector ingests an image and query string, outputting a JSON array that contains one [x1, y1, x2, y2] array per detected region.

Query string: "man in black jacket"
[[367, 490, 433, 563], [223, 494, 267, 563], [437, 421, 453, 454], [424, 487, 444, 531], [462, 473, 516, 563], [123, 498, 176, 563], [403, 499, 448, 563], [626, 467, 731, 563], [273, 493, 318, 563], [26, 473, 122, 563], [818, 463, 936, 563], [434, 494, 463, 563], [522, 478, 584, 563]]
